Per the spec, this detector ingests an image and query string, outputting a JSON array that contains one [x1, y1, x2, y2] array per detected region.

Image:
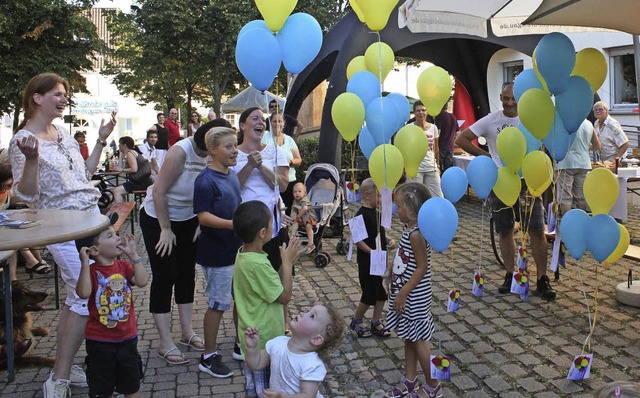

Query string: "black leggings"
[[140, 208, 198, 313]]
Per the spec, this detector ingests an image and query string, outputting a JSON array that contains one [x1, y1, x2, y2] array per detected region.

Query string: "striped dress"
[[386, 224, 435, 342]]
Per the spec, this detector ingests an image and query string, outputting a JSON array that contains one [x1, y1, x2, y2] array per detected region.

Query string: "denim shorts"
[[200, 264, 234, 311]]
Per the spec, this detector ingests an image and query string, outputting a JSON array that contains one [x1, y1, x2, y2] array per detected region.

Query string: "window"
[[224, 114, 237, 129], [502, 60, 523, 85], [610, 47, 637, 108], [125, 118, 133, 131]]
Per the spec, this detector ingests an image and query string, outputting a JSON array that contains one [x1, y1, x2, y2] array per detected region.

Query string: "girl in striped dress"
[[384, 182, 442, 398]]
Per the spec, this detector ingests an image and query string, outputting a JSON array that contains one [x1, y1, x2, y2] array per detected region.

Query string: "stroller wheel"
[[314, 252, 329, 268], [98, 191, 114, 209], [321, 251, 332, 264], [336, 240, 346, 255]]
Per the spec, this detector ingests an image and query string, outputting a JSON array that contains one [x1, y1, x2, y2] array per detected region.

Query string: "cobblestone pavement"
[[2, 196, 639, 397]]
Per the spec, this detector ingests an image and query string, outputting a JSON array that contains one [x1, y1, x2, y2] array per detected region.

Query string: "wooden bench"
[[106, 202, 136, 235]]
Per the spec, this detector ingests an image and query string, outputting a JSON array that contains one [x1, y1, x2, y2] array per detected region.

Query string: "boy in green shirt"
[[233, 200, 305, 397]]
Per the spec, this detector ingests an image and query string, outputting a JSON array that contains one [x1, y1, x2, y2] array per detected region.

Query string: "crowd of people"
[[3, 72, 637, 398]]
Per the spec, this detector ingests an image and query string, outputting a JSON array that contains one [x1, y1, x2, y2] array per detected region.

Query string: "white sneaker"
[[50, 365, 87, 388], [43, 376, 71, 398]]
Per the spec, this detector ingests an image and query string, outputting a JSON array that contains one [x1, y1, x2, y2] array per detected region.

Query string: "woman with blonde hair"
[[9, 72, 116, 397]]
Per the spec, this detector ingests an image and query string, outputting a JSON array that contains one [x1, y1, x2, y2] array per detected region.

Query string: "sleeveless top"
[[141, 138, 209, 221], [155, 123, 169, 150]]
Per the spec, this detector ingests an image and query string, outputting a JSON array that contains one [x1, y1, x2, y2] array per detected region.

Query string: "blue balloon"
[[365, 97, 399, 146], [386, 93, 411, 131], [358, 126, 377, 159], [347, 71, 380, 108], [543, 114, 576, 162], [238, 20, 269, 39], [518, 123, 541, 154], [466, 156, 498, 200], [513, 69, 544, 102], [559, 209, 590, 259], [535, 32, 576, 95], [555, 76, 593, 133], [235, 28, 281, 91], [441, 167, 468, 203], [276, 13, 322, 74], [418, 197, 459, 253], [586, 214, 620, 263]]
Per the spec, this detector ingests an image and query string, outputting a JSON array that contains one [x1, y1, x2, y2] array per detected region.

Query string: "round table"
[[0, 209, 108, 382]]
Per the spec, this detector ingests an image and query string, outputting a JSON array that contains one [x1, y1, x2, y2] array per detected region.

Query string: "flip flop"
[[178, 333, 205, 351], [25, 261, 53, 275], [158, 347, 189, 365]]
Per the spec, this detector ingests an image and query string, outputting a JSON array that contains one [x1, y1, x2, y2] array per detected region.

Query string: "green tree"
[[0, 0, 102, 129], [105, 0, 347, 121]]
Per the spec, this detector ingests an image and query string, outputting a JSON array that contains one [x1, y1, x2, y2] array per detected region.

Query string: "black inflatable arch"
[[286, 9, 543, 166]]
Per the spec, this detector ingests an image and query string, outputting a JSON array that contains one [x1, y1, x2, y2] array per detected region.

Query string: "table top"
[[0, 209, 109, 251], [95, 171, 122, 176]]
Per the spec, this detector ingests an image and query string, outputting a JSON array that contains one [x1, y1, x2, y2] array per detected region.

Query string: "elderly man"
[[456, 82, 556, 301], [207, 110, 217, 121], [593, 101, 629, 161], [165, 108, 181, 146]]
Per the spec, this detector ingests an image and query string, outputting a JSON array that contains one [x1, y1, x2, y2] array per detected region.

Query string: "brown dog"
[[0, 280, 54, 367]]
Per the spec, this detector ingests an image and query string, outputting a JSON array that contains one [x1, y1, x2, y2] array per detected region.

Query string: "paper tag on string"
[[380, 187, 392, 229], [348, 215, 368, 243], [430, 355, 452, 381], [370, 250, 387, 276], [347, 238, 354, 261], [447, 289, 460, 312], [550, 238, 561, 272], [567, 353, 593, 380], [472, 272, 484, 297]]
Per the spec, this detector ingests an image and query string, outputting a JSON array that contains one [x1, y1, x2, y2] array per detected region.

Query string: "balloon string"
[[577, 262, 593, 355], [583, 263, 599, 354], [479, 200, 485, 272]]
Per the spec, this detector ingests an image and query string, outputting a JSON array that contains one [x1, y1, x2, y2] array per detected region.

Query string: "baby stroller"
[[91, 175, 114, 210], [304, 163, 348, 268]]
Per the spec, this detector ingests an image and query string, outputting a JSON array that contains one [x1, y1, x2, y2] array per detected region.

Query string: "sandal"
[[371, 320, 392, 337], [306, 244, 315, 254], [179, 333, 205, 351], [25, 261, 53, 275], [349, 317, 372, 338], [415, 383, 442, 398], [385, 376, 420, 398], [158, 347, 189, 365]]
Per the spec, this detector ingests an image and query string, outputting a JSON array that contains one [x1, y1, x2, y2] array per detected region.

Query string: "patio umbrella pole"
[[634, 35, 640, 125]]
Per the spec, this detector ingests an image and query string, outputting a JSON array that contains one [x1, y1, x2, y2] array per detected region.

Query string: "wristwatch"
[[96, 138, 107, 147]]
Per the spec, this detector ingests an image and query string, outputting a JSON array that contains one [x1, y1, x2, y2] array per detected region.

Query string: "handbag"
[[128, 154, 152, 182]]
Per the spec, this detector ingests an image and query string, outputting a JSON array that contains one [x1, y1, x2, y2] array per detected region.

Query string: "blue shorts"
[[200, 264, 234, 311], [244, 361, 270, 397]]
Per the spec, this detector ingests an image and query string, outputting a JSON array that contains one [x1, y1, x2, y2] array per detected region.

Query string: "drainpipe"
[[634, 35, 640, 125]]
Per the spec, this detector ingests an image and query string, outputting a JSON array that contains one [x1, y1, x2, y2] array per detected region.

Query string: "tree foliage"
[[0, 0, 101, 128], [104, 0, 347, 119]]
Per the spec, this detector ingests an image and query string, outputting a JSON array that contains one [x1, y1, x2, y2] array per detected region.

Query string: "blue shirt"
[[193, 167, 242, 267]]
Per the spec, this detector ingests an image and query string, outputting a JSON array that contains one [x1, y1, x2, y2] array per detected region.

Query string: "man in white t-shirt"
[[456, 82, 556, 301], [139, 130, 160, 180]]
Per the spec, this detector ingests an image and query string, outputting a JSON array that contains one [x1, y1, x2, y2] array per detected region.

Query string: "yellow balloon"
[[532, 48, 550, 93], [517, 88, 554, 140], [496, 127, 526, 173], [493, 167, 521, 207], [417, 66, 452, 117], [350, 0, 366, 23], [332, 92, 365, 142], [572, 48, 607, 93], [365, 42, 395, 82], [605, 224, 630, 264], [347, 56, 367, 80], [584, 168, 618, 215], [394, 124, 428, 178], [360, 0, 399, 31], [369, 144, 404, 189], [255, 0, 298, 32], [521, 151, 553, 197]]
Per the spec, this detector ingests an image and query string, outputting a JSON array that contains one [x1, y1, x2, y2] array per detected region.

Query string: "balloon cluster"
[[560, 168, 628, 263], [236, 1, 323, 91]]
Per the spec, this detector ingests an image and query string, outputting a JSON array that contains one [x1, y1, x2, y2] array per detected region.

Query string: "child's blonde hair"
[[204, 127, 236, 151], [293, 182, 307, 194], [359, 178, 376, 194], [595, 381, 640, 398], [317, 301, 345, 354], [394, 182, 431, 221]]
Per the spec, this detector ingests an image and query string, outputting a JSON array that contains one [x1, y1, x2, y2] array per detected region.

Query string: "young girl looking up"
[[384, 182, 442, 398]]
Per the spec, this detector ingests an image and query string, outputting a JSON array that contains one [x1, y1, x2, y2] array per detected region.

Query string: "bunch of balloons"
[[236, 1, 323, 91], [513, 32, 607, 162], [560, 168, 628, 264]]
